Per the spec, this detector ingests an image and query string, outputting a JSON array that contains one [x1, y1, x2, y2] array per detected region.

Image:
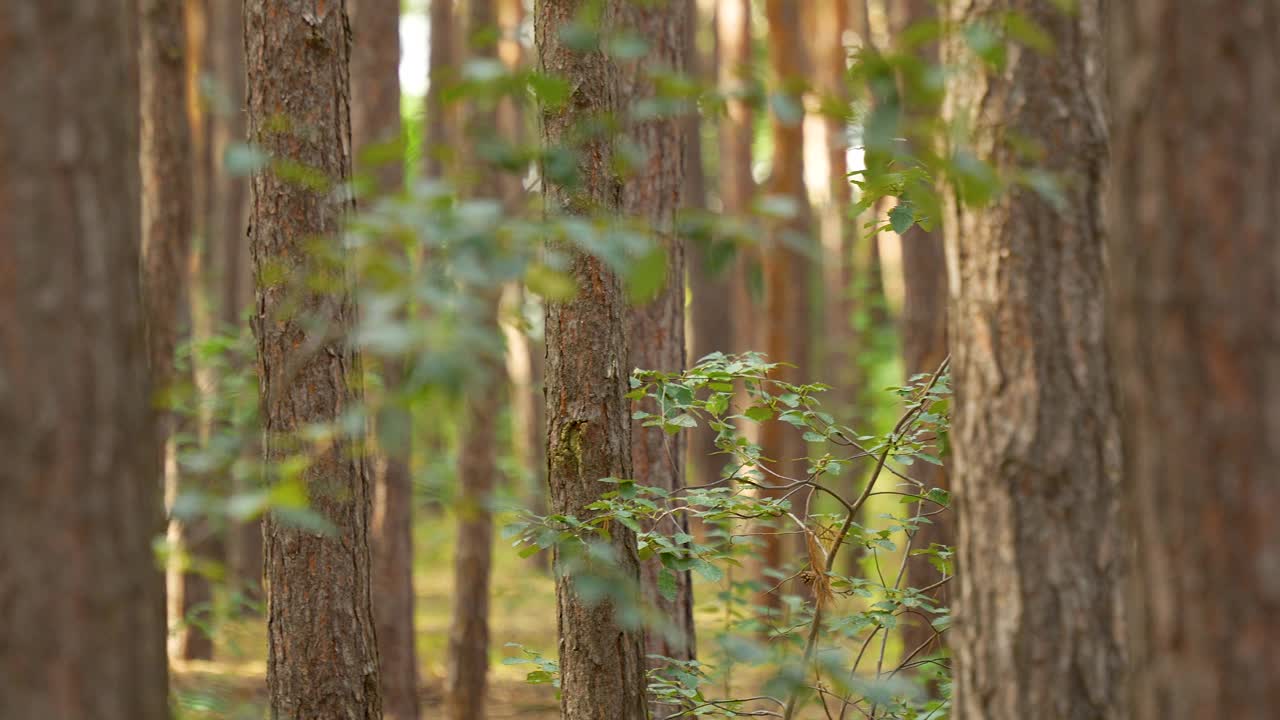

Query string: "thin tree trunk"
[[942, 2, 1123, 718], [758, 0, 809, 612], [445, 3, 507, 718], [537, 1, 649, 717], [426, 0, 456, 178], [686, 3, 727, 489], [244, 1, 384, 716], [1109, 3, 1280, 719], [0, 2, 169, 717], [812, 0, 854, 419], [141, 0, 210, 662], [891, 0, 950, 665], [208, 0, 262, 607], [717, 0, 756, 361], [351, 1, 420, 718], [618, 1, 696, 713]]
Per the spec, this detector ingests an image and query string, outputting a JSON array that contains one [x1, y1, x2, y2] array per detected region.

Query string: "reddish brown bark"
[[1109, 3, 1280, 719], [538, 1, 649, 717], [140, 0, 211, 662], [426, 0, 456, 178], [244, 1, 383, 716], [943, 2, 1123, 718], [351, 1, 420, 718], [890, 0, 950, 665], [618, 0, 696, 714], [758, 0, 809, 612], [445, 3, 506, 718], [717, 0, 757, 360], [0, 2, 169, 717]]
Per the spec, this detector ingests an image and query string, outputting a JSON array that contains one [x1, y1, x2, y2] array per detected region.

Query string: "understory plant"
[[509, 353, 953, 719]]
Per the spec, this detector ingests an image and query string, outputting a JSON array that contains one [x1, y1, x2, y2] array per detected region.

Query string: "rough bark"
[[537, 1, 649, 717], [891, 0, 951, 664], [140, 0, 210, 662], [1108, 3, 1280, 719], [426, 0, 456, 178], [758, 0, 809, 611], [0, 2, 169, 717], [941, 2, 1123, 719], [351, 1, 420, 718], [617, 1, 696, 714], [244, 1, 384, 717]]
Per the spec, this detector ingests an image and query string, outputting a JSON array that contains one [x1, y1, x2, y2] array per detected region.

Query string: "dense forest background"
[[2, 1, 1277, 719]]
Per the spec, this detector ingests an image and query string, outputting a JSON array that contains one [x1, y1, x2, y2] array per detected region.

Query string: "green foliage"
[[508, 355, 953, 717]]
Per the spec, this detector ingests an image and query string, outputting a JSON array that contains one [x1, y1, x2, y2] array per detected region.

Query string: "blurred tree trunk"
[[942, 2, 1123, 719], [758, 0, 809, 612], [141, 0, 209, 662], [811, 0, 854, 419], [618, 1, 696, 713], [208, 0, 262, 607], [1109, 3, 1280, 718], [717, 0, 756, 359], [688, 2, 729, 491], [537, 1, 649, 717], [244, 1, 383, 716], [890, 0, 950, 667], [495, 0, 549, 573], [0, 2, 169, 717], [426, 0, 456, 178], [445, 2, 507, 718], [351, 1, 420, 719]]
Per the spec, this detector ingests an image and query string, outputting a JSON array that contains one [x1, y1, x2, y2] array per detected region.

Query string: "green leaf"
[[744, 406, 773, 422], [657, 568, 678, 602], [889, 202, 916, 234], [693, 559, 724, 583], [526, 264, 578, 301]]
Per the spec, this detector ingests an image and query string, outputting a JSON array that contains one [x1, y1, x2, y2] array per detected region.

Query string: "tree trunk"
[[209, 0, 262, 607], [717, 0, 756, 360], [351, 1, 420, 718], [426, 0, 456, 178], [0, 2, 169, 717], [1108, 3, 1280, 718], [617, 0, 696, 713], [244, 1, 384, 717], [687, 1, 730, 491], [941, 2, 1123, 719], [891, 0, 950, 666], [758, 0, 809, 611], [445, 3, 507, 718], [140, 0, 210, 662], [537, 1, 649, 717]]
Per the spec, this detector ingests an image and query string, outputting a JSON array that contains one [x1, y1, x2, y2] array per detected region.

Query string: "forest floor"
[[171, 506, 902, 718]]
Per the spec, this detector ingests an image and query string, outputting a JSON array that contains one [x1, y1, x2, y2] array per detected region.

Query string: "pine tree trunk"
[[351, 1, 420, 718], [618, 0, 696, 691], [687, 2, 729, 490], [941, 2, 1123, 718], [0, 2, 169, 716], [244, 1, 384, 716], [426, 0, 456, 178], [717, 0, 756, 361], [1109, 3, 1280, 718], [209, 0, 262, 607], [758, 0, 809, 611], [445, 3, 507, 718], [891, 0, 950, 665], [537, 1, 649, 717], [140, 0, 211, 662]]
